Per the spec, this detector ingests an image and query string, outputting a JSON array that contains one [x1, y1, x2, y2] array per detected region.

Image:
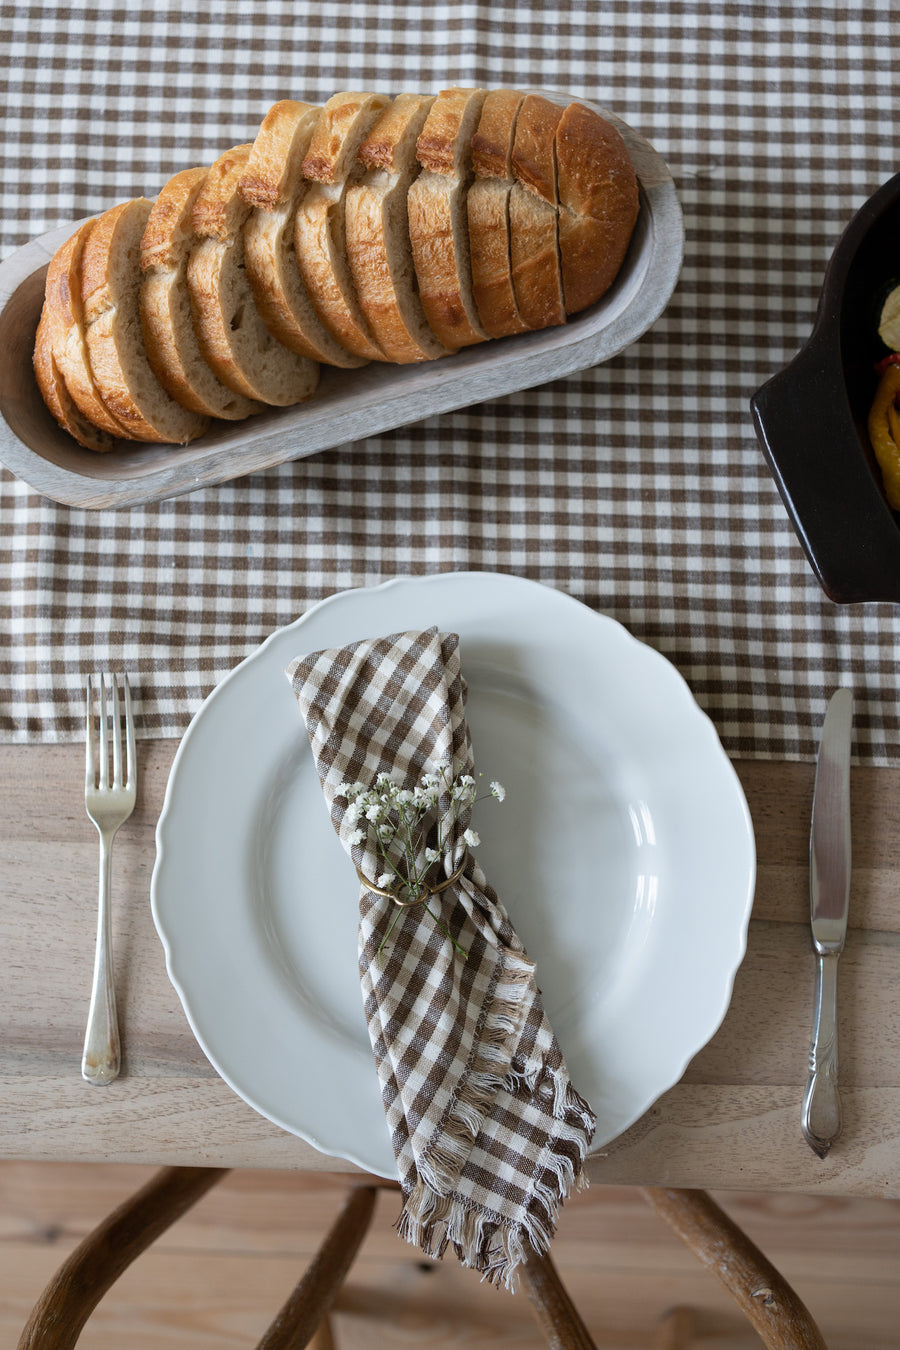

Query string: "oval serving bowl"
[[751, 171, 900, 604], [0, 99, 682, 510]]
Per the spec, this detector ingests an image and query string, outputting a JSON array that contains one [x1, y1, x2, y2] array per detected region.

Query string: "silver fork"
[[82, 672, 136, 1085]]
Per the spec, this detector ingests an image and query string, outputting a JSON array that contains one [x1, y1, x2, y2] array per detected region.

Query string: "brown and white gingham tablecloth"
[[2, 2, 899, 761]]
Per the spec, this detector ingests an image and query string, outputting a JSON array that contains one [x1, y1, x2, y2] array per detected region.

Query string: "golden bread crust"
[[509, 184, 565, 330], [510, 94, 563, 204], [471, 88, 524, 178], [187, 237, 319, 406], [408, 88, 487, 349], [295, 92, 391, 361], [509, 96, 565, 329], [468, 90, 528, 338], [239, 100, 321, 208], [346, 93, 449, 363], [244, 207, 366, 366], [357, 93, 428, 172], [42, 220, 139, 439], [140, 167, 208, 271], [187, 141, 320, 405], [295, 191, 385, 360], [82, 201, 209, 442], [556, 102, 640, 314], [241, 101, 366, 367], [302, 91, 391, 183], [33, 307, 121, 451], [187, 239, 258, 400], [139, 168, 262, 418], [191, 146, 253, 241], [416, 87, 482, 173]]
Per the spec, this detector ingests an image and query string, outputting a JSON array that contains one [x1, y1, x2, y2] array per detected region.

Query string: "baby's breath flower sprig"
[[336, 766, 506, 966]]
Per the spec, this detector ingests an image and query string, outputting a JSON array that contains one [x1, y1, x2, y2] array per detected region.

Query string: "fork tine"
[[98, 674, 110, 790], [111, 674, 123, 788], [85, 675, 95, 789], [124, 673, 136, 790]]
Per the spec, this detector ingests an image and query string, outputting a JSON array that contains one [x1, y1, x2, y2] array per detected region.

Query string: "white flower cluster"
[[335, 765, 506, 889], [335, 765, 506, 966]]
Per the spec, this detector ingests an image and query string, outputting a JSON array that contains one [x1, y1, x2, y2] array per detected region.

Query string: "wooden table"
[[2, 742, 898, 1196]]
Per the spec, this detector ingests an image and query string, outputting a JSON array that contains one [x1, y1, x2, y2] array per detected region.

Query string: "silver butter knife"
[[801, 688, 853, 1158]]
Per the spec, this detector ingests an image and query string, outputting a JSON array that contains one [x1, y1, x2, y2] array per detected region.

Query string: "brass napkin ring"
[[355, 855, 468, 907]]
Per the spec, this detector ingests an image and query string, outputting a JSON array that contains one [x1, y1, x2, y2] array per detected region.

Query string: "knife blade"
[[801, 687, 853, 1158]]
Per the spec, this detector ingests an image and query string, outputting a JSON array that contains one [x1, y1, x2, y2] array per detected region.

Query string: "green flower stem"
[[376, 904, 404, 967], [422, 900, 468, 961]]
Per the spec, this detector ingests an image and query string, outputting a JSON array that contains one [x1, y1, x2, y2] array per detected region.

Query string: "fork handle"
[[82, 829, 121, 1085]]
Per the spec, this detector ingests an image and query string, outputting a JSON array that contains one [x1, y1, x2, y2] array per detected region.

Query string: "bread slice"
[[80, 200, 210, 443], [33, 307, 121, 451], [140, 167, 262, 419], [41, 220, 138, 439], [241, 100, 365, 368], [345, 93, 450, 363], [467, 88, 529, 338], [407, 87, 488, 350], [555, 102, 640, 314], [295, 92, 391, 361], [188, 145, 320, 406], [509, 94, 566, 331]]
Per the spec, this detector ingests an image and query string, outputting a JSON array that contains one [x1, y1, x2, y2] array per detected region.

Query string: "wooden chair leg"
[[17, 1165, 229, 1350], [306, 1317, 336, 1350], [654, 1306, 696, 1350], [255, 1185, 378, 1350], [519, 1246, 598, 1350], [641, 1188, 829, 1350]]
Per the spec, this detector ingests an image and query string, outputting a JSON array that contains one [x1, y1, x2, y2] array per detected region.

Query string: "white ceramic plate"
[[151, 573, 755, 1177]]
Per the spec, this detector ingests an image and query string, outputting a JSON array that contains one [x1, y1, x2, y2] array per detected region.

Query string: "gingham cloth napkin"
[[286, 626, 595, 1287]]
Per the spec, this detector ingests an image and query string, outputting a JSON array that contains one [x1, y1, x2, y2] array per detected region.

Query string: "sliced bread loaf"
[[140, 167, 262, 419], [80, 199, 210, 443], [41, 220, 138, 439], [295, 91, 391, 361], [467, 88, 529, 338], [33, 307, 121, 451], [508, 94, 566, 331], [187, 144, 320, 406], [407, 87, 488, 350], [345, 93, 450, 363], [555, 102, 640, 314], [241, 101, 365, 368]]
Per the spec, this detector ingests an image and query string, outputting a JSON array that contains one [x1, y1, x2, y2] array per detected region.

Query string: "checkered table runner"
[[2, 2, 899, 761]]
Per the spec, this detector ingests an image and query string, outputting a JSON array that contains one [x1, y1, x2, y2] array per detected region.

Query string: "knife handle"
[[802, 949, 841, 1157]]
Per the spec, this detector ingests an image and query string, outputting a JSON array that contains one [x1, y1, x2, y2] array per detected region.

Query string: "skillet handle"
[[751, 339, 900, 604]]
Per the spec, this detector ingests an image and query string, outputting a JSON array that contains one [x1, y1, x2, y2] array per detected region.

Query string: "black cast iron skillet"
[[751, 171, 900, 604]]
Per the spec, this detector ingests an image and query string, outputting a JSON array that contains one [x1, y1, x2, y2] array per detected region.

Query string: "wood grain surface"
[[2, 740, 899, 1195]]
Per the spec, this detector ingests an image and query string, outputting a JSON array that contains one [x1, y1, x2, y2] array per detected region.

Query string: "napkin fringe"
[[505, 1062, 597, 1135], [397, 947, 595, 1291], [398, 1183, 533, 1289], [397, 1074, 593, 1291], [416, 948, 535, 1199]]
